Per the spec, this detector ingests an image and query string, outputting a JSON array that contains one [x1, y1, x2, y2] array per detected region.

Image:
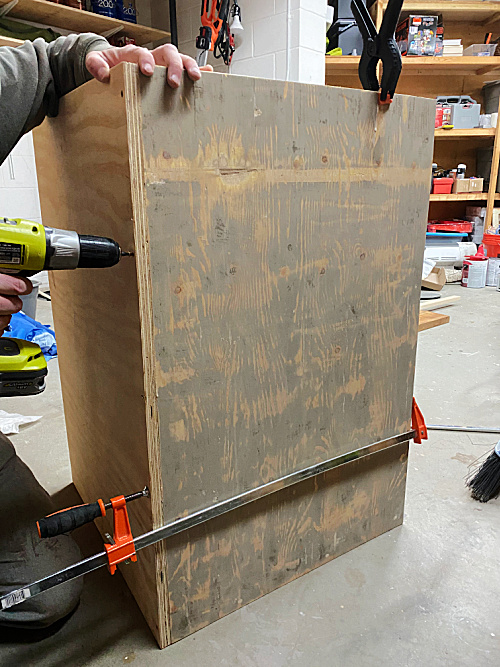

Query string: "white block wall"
[[154, 0, 327, 84], [0, 133, 42, 224]]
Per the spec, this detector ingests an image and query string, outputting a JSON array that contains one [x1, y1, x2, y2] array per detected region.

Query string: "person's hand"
[[0, 274, 32, 334], [86, 43, 213, 88]]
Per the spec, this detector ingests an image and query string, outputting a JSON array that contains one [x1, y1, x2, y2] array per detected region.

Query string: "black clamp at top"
[[351, 0, 404, 104]]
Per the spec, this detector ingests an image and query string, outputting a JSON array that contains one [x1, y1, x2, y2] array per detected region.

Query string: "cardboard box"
[[452, 179, 471, 193], [422, 266, 446, 290], [469, 178, 484, 192], [396, 15, 439, 56]]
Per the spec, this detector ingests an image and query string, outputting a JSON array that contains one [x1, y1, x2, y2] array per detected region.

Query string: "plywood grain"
[[140, 70, 433, 518], [33, 67, 167, 646], [34, 65, 434, 647], [139, 70, 433, 641]]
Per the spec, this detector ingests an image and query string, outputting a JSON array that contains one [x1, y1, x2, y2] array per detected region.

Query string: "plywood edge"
[[122, 62, 170, 648]]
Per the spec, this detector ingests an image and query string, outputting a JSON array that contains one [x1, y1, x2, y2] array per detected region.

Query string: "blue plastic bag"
[[2, 312, 57, 359]]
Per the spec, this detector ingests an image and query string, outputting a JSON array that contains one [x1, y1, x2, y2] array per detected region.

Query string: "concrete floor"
[[1, 284, 499, 666]]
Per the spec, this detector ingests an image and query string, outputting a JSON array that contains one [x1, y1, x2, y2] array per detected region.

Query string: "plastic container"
[[483, 80, 500, 114], [463, 44, 497, 57], [482, 232, 500, 258], [433, 177, 454, 194], [462, 247, 488, 288], [427, 221, 473, 233], [436, 96, 480, 129]]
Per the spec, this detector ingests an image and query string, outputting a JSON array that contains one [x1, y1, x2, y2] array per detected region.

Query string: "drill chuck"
[[44, 228, 124, 270], [0, 218, 131, 274], [76, 235, 122, 269]]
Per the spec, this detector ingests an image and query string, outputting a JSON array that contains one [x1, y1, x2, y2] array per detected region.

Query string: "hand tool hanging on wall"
[[0, 217, 133, 397], [0, 400, 427, 611], [350, 0, 404, 104], [195, 0, 234, 67]]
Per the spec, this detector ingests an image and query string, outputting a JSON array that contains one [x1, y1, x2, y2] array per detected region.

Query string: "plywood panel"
[[33, 66, 168, 647], [139, 70, 433, 640], [34, 65, 434, 647], [140, 70, 433, 517]]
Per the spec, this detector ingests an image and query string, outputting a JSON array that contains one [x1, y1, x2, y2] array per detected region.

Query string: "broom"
[[466, 441, 500, 503]]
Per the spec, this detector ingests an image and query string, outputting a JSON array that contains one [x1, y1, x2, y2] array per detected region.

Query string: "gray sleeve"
[[0, 34, 110, 164]]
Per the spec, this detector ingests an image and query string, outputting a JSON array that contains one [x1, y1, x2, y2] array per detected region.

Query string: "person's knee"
[[0, 532, 83, 629], [21, 575, 83, 628]]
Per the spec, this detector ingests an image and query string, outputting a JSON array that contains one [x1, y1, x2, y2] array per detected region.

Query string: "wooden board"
[[33, 66, 167, 646], [34, 64, 435, 647], [0, 0, 170, 45], [420, 295, 461, 311], [0, 36, 23, 48], [418, 310, 450, 332]]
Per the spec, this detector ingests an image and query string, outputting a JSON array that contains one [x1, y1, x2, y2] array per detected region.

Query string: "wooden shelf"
[[372, 1, 500, 23], [0, 0, 170, 45], [435, 128, 496, 139], [0, 35, 23, 48], [429, 193, 500, 201], [325, 55, 500, 79]]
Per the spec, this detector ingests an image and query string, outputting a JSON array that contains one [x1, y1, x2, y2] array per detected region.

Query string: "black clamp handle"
[[351, 0, 404, 102], [37, 501, 105, 539]]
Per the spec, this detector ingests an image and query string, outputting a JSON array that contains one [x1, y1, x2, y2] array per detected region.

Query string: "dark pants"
[[0, 433, 82, 628]]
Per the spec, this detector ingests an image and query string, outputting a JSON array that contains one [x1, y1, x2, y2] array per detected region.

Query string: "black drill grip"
[[37, 502, 104, 539]]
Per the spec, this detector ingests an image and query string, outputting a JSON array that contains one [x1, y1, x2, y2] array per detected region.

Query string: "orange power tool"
[[195, 0, 234, 66]]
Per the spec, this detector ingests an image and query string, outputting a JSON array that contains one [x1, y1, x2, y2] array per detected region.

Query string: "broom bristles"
[[466, 442, 500, 503]]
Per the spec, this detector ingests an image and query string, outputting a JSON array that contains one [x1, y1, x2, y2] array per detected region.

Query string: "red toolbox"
[[432, 177, 454, 194]]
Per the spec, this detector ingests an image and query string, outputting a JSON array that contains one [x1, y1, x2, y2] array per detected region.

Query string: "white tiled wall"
[[163, 0, 327, 84], [0, 133, 42, 224]]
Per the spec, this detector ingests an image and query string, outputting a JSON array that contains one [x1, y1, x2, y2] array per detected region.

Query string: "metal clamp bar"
[[0, 430, 413, 610]]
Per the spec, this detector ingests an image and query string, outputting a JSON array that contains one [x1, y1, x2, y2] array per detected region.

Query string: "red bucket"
[[483, 234, 500, 258]]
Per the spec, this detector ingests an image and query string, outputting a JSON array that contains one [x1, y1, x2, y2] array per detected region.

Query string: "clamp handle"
[[37, 500, 106, 539], [104, 495, 137, 575]]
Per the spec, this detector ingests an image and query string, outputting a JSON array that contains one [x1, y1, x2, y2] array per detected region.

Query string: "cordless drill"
[[0, 217, 133, 396]]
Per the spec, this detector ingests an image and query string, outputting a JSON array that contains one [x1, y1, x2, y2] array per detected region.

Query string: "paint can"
[[462, 246, 488, 288], [486, 257, 500, 286]]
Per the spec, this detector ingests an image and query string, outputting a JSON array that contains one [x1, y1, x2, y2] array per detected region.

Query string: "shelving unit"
[[434, 128, 496, 140], [0, 0, 170, 46], [326, 1, 500, 230], [370, 0, 500, 24], [429, 193, 500, 202], [325, 56, 500, 79]]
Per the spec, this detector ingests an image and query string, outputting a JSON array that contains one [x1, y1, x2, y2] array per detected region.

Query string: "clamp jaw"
[[351, 0, 404, 104], [412, 398, 428, 444], [104, 495, 137, 574], [37, 487, 148, 574]]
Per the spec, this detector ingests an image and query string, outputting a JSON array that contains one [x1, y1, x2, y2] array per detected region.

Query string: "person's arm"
[[0, 34, 110, 165], [0, 37, 209, 333]]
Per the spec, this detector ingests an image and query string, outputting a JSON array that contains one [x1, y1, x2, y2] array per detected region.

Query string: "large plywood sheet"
[[34, 65, 434, 646]]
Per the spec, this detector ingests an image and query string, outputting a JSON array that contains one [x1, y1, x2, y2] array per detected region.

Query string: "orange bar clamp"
[[104, 495, 137, 575], [412, 397, 428, 444]]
